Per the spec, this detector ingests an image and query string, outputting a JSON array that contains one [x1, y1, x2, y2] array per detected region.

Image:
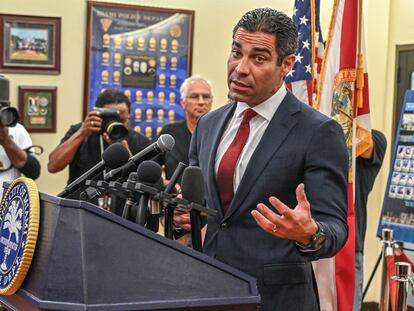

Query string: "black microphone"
[[104, 134, 175, 182], [146, 176, 165, 232], [132, 161, 162, 227], [164, 162, 187, 239], [181, 166, 205, 205], [121, 172, 139, 220], [121, 171, 164, 221], [58, 143, 130, 198], [164, 162, 187, 193], [181, 166, 206, 251]]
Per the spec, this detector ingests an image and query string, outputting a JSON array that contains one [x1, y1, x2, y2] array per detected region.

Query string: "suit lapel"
[[206, 103, 237, 220], [223, 93, 301, 221]]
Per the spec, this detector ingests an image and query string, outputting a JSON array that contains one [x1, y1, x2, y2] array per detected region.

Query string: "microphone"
[[164, 162, 187, 239], [146, 176, 165, 232], [121, 172, 138, 220], [104, 134, 175, 182], [181, 166, 205, 205], [130, 160, 162, 227], [58, 143, 130, 198], [181, 166, 206, 251], [164, 162, 187, 193]]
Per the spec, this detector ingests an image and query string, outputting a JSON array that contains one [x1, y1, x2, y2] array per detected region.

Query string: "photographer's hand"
[[79, 110, 102, 138]]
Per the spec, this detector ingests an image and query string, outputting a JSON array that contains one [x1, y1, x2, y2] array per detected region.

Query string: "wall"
[[1, 0, 413, 304], [364, 0, 414, 303], [0, 0, 294, 197], [362, 0, 392, 302]]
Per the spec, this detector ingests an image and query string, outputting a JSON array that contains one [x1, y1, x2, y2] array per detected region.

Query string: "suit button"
[[221, 222, 229, 230]]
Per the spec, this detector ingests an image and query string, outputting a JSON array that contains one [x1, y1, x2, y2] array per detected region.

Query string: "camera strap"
[[0, 145, 43, 173], [25, 145, 44, 155], [99, 135, 104, 156]]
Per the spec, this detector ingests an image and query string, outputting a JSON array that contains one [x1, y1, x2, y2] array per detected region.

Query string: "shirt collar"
[[235, 84, 287, 121]]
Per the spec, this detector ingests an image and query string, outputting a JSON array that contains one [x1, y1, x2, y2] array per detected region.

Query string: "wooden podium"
[[0, 191, 260, 311]]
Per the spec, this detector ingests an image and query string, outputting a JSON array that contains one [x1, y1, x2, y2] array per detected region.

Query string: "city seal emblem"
[[0, 177, 39, 295]]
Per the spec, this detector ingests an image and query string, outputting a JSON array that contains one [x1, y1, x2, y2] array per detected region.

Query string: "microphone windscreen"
[[136, 160, 162, 185], [102, 143, 130, 169], [181, 166, 205, 205], [153, 177, 164, 190], [157, 134, 175, 152]]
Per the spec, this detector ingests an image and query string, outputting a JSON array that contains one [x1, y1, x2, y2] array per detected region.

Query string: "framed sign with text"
[[84, 1, 194, 141]]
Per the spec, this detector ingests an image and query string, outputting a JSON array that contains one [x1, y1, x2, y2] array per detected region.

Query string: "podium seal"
[[0, 177, 39, 295]]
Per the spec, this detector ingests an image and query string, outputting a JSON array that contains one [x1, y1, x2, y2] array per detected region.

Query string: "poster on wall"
[[84, 1, 194, 141], [377, 90, 414, 243]]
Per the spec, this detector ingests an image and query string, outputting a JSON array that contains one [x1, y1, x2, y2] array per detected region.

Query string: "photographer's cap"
[[0, 75, 10, 107]]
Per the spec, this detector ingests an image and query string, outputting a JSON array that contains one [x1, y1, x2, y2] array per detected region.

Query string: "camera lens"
[[0, 107, 19, 127], [106, 121, 128, 141]]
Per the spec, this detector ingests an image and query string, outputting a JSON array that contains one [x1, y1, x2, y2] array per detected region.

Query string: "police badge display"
[[0, 177, 40, 295], [85, 3, 194, 141]]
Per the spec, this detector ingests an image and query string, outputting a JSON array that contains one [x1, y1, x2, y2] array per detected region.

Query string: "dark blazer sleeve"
[[301, 118, 349, 259]]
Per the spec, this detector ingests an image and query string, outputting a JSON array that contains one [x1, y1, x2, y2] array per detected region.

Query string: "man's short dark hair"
[[233, 8, 298, 65], [95, 89, 131, 111]]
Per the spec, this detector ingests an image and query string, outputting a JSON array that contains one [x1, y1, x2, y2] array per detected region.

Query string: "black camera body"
[[0, 75, 19, 127], [94, 107, 128, 142]]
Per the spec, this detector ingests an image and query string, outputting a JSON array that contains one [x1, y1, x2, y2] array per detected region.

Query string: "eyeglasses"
[[186, 93, 213, 101]]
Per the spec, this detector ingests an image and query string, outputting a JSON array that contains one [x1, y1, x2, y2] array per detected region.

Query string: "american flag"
[[285, 0, 324, 107]]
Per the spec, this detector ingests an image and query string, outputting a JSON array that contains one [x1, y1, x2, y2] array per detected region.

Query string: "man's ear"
[[281, 54, 296, 78]]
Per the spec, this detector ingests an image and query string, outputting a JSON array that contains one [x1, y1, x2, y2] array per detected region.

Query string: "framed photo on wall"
[[18, 86, 57, 133], [0, 14, 61, 74], [84, 1, 194, 141]]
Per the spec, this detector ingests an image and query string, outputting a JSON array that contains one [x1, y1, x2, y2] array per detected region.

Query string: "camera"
[[0, 75, 19, 127], [94, 107, 128, 142]]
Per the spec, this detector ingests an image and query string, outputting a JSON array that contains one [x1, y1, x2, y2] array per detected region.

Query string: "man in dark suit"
[[175, 8, 349, 310]]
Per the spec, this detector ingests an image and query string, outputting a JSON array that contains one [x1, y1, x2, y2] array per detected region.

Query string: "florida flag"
[[313, 0, 372, 310]]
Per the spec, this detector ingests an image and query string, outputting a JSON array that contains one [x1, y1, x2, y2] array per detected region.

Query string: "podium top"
[[0, 188, 260, 311]]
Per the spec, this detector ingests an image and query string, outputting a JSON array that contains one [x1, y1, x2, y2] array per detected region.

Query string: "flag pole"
[[315, 0, 339, 111], [356, 0, 364, 109], [310, 0, 316, 97]]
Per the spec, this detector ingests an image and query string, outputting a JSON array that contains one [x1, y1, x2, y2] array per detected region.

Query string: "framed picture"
[[84, 1, 194, 141], [0, 14, 61, 74], [18, 86, 57, 133]]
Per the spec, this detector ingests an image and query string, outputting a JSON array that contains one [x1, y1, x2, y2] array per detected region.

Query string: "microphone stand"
[[83, 177, 217, 251]]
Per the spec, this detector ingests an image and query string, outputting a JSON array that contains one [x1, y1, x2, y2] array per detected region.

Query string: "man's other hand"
[[251, 183, 318, 245]]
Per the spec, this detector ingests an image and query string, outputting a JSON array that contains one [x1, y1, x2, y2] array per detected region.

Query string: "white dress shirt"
[[215, 85, 287, 192]]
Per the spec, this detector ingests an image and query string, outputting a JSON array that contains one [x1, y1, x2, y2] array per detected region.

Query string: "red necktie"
[[217, 108, 257, 212]]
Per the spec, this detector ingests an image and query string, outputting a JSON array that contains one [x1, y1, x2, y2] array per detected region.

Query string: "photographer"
[[0, 75, 41, 197], [48, 89, 149, 206]]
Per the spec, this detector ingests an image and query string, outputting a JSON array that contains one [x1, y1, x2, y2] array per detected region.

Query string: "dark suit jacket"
[[189, 92, 349, 311], [157, 120, 192, 180]]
